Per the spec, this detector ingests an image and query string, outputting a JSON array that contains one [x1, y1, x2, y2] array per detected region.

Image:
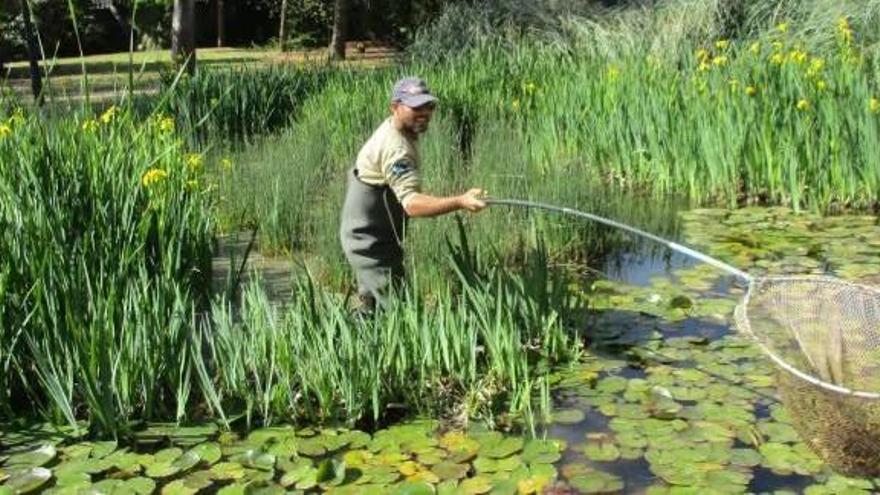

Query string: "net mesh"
[[735, 276, 880, 476]]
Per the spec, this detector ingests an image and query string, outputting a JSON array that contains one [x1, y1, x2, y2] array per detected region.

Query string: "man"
[[340, 77, 487, 311]]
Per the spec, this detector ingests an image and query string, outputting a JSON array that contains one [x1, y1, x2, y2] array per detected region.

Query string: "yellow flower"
[[698, 62, 710, 72], [806, 57, 825, 77], [712, 55, 728, 67], [607, 66, 620, 80], [796, 99, 810, 111], [745, 86, 758, 97], [715, 39, 730, 50], [0, 123, 11, 138], [870, 98, 880, 113], [142, 168, 168, 188], [99, 105, 118, 124], [838, 17, 853, 44], [816, 80, 827, 91], [511, 99, 520, 111], [81, 119, 99, 133], [221, 158, 233, 170], [788, 49, 807, 64], [777, 22, 789, 33], [158, 116, 175, 134], [185, 153, 203, 172], [770, 53, 785, 65], [523, 82, 538, 93], [749, 42, 761, 55]]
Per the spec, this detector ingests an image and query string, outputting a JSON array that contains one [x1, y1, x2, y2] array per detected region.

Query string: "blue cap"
[[391, 77, 438, 108]]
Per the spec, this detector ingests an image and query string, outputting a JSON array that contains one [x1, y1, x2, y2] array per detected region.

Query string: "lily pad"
[[208, 462, 246, 481], [4, 445, 57, 468], [552, 409, 586, 425], [124, 477, 156, 495], [189, 443, 221, 466], [430, 461, 469, 481], [3, 468, 52, 494], [481, 437, 523, 459], [567, 470, 624, 493], [521, 440, 562, 465], [460, 476, 493, 494]]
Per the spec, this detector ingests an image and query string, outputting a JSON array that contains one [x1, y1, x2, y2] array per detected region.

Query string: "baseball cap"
[[390, 77, 438, 108]]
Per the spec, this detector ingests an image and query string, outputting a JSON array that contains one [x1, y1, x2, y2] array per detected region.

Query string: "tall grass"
[[194, 221, 583, 431], [214, 0, 879, 267], [0, 106, 214, 436]]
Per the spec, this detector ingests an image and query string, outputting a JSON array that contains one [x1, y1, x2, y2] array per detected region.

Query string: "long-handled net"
[[486, 198, 880, 475]]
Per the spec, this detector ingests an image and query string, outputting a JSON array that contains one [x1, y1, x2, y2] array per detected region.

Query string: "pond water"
[[2, 205, 879, 494]]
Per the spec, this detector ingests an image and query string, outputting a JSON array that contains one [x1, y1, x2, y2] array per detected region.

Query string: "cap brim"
[[399, 94, 438, 108]]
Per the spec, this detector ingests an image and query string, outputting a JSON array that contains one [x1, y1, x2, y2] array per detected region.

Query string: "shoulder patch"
[[390, 160, 413, 178]]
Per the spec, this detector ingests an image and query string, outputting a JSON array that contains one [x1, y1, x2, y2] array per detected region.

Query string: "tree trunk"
[[18, 0, 42, 103], [107, 1, 131, 33], [171, 0, 196, 75], [329, 0, 347, 60], [278, 0, 288, 52], [216, 0, 224, 47]]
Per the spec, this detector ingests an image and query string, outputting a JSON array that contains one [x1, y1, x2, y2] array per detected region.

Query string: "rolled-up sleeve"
[[382, 147, 422, 207]]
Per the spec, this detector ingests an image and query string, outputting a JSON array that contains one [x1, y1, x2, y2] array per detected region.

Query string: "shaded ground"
[[211, 231, 297, 304]]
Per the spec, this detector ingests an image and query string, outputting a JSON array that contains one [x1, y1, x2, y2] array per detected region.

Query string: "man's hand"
[[458, 188, 488, 212]]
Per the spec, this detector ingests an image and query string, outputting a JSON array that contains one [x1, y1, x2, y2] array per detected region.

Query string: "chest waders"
[[339, 167, 407, 308]]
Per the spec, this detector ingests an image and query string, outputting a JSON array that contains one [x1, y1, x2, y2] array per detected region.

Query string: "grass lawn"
[[2, 44, 396, 102]]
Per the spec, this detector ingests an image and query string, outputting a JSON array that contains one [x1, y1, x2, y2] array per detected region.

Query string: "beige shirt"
[[355, 117, 422, 206]]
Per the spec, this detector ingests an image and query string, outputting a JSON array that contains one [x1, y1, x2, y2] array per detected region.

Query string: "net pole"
[[485, 198, 752, 282]]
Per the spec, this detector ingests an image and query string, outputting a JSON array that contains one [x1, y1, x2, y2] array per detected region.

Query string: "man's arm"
[[402, 189, 487, 218]]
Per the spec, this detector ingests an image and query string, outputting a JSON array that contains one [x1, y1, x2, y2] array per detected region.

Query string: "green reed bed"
[[194, 224, 582, 432], [0, 107, 214, 436], [211, 3, 879, 269]]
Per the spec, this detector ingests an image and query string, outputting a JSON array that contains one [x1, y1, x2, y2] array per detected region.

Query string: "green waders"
[[339, 167, 407, 309]]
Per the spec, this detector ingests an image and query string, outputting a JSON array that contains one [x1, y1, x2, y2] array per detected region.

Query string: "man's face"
[[391, 101, 436, 135]]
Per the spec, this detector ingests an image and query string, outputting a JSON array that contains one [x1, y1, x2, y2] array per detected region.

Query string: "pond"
[[2, 205, 879, 494]]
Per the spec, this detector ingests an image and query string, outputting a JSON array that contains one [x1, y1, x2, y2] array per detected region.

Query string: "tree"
[[278, 0, 288, 51], [217, 0, 224, 47], [171, 0, 196, 74], [17, 0, 42, 103], [328, 0, 346, 60]]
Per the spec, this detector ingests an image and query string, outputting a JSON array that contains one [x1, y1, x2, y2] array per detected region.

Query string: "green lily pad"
[[228, 450, 275, 471], [279, 460, 314, 488], [729, 448, 762, 467], [521, 440, 562, 465], [4, 445, 57, 468], [394, 481, 435, 495], [482, 437, 523, 459], [90, 441, 118, 460], [216, 483, 246, 495], [208, 462, 246, 481], [3, 468, 53, 494], [124, 477, 156, 495], [581, 438, 620, 463], [189, 443, 221, 466], [145, 460, 181, 479], [552, 409, 586, 424], [568, 470, 624, 493], [154, 448, 183, 464], [161, 479, 197, 495], [430, 461, 469, 481], [171, 451, 201, 472], [460, 476, 493, 494], [316, 458, 346, 487]]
